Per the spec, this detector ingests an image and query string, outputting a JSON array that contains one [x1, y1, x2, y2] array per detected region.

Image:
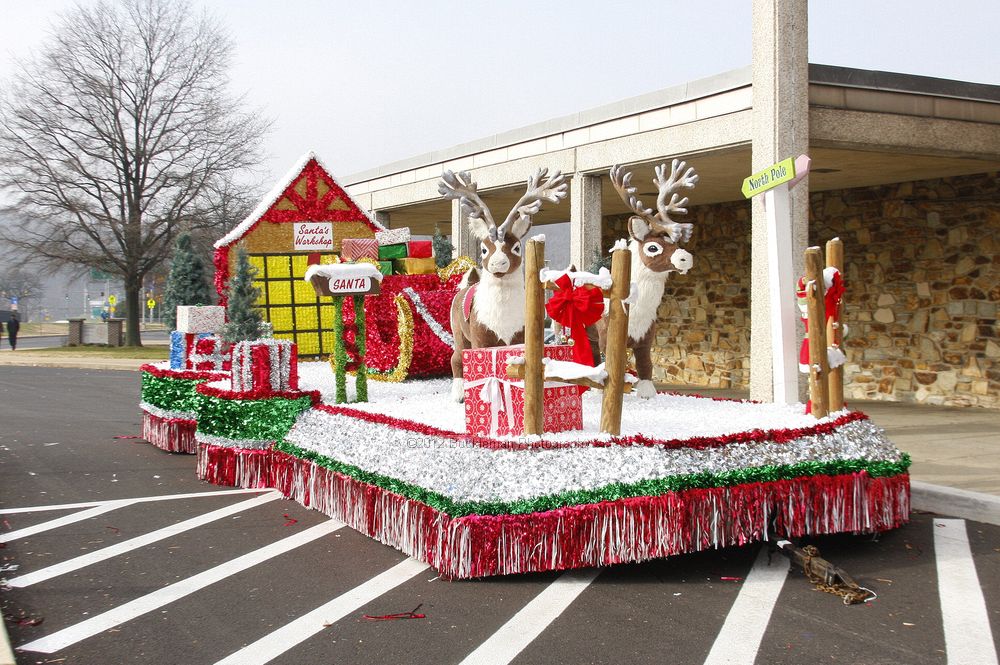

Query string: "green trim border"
[[274, 439, 911, 518]]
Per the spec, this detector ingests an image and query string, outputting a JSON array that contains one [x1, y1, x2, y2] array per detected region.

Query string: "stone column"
[[750, 0, 809, 402], [373, 210, 391, 228], [451, 199, 475, 260], [570, 173, 603, 271]]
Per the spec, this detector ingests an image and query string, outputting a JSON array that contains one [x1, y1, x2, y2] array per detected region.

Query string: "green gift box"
[[377, 260, 393, 275], [378, 243, 408, 260]]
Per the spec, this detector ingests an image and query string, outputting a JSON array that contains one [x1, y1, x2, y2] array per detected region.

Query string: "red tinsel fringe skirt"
[[197, 443, 910, 580], [142, 411, 198, 454]]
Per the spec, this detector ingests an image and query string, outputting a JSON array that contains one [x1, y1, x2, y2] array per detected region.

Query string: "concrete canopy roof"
[[343, 64, 1000, 235]]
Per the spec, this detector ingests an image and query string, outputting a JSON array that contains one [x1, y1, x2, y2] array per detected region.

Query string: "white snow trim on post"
[[611, 238, 629, 252], [543, 358, 608, 384], [538, 267, 613, 290], [823, 266, 839, 291], [530, 233, 546, 243], [304, 263, 385, 284], [828, 347, 846, 369]]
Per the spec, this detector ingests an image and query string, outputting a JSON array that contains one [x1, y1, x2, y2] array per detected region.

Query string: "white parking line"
[[214, 557, 430, 665], [934, 519, 999, 665], [18, 519, 345, 654], [703, 546, 788, 665], [457, 568, 600, 665], [7, 492, 282, 588], [0, 488, 272, 514], [0, 501, 134, 543]]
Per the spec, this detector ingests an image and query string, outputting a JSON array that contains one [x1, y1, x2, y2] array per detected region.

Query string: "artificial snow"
[[295, 362, 845, 443], [304, 262, 385, 284], [541, 358, 608, 384], [538, 267, 613, 290]]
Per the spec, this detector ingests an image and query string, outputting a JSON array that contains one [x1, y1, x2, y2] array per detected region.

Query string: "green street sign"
[[741, 157, 796, 198], [90, 268, 112, 281]]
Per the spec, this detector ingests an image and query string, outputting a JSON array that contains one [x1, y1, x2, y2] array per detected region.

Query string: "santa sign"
[[304, 263, 383, 297]]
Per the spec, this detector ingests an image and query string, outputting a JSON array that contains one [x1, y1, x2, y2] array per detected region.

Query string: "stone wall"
[[600, 171, 1000, 408]]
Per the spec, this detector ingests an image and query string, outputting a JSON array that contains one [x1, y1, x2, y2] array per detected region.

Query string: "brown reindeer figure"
[[605, 160, 698, 399], [438, 168, 568, 402]]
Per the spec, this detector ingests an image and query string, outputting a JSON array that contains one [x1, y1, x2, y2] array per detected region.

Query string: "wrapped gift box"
[[393, 257, 436, 275], [377, 260, 393, 275], [463, 345, 583, 437], [176, 305, 225, 334], [375, 227, 411, 246], [407, 240, 433, 259], [342, 238, 379, 261], [231, 339, 299, 394], [186, 335, 232, 372], [378, 243, 408, 261], [170, 331, 209, 369]]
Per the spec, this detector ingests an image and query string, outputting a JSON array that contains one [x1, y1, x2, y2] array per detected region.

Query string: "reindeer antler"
[[497, 168, 568, 240], [438, 170, 496, 232], [653, 160, 698, 243], [610, 164, 655, 222]]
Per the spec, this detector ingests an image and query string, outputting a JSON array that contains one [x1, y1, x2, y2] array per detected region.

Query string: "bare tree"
[[0, 0, 268, 345], [0, 267, 43, 319]]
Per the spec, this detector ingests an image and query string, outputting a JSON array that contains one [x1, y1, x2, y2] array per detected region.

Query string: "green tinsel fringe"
[[354, 294, 368, 402], [141, 372, 208, 413], [333, 296, 347, 404], [274, 439, 911, 518], [195, 393, 314, 442]]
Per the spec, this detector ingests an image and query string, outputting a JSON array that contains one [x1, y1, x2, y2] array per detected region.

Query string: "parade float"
[[139, 157, 910, 580]]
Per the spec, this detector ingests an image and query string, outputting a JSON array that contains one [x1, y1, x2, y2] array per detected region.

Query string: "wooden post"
[[523, 238, 546, 435], [804, 247, 829, 418], [601, 246, 631, 435], [825, 238, 845, 412]]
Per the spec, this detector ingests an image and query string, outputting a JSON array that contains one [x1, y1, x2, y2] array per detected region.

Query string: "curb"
[[0, 358, 147, 372], [911, 480, 1000, 526]]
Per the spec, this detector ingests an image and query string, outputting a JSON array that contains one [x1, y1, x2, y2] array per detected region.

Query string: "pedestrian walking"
[[7, 313, 19, 350]]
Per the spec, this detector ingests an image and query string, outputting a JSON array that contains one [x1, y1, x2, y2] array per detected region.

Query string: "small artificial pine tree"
[[162, 232, 212, 329], [432, 225, 455, 268], [587, 246, 612, 274], [220, 246, 265, 343]]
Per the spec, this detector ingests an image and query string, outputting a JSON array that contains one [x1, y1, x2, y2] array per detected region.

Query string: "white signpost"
[[742, 154, 811, 405]]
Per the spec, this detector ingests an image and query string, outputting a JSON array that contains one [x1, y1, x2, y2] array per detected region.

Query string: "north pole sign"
[[741, 157, 796, 199]]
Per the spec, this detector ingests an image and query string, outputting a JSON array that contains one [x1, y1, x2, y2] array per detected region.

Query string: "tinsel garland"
[[201, 443, 909, 579], [437, 256, 476, 282], [359, 294, 413, 383], [213, 247, 230, 308], [353, 294, 368, 401], [197, 443, 275, 487], [315, 403, 871, 452], [402, 287, 454, 347], [274, 438, 909, 518], [193, 391, 314, 443], [141, 371, 217, 414], [141, 363, 228, 382], [332, 296, 348, 402], [142, 411, 198, 454]]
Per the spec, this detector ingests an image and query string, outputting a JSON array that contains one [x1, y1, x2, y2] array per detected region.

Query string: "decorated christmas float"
[[140, 158, 910, 580]]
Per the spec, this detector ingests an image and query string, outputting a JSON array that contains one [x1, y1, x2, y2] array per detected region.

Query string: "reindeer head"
[[610, 160, 698, 275], [438, 168, 568, 277]]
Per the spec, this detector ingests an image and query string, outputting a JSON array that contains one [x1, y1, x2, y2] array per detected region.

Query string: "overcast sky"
[[2, 0, 998, 188]]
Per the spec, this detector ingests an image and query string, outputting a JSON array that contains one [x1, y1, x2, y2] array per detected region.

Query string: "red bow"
[[545, 274, 604, 369]]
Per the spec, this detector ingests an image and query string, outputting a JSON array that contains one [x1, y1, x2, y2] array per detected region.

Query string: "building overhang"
[[343, 64, 1000, 233]]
